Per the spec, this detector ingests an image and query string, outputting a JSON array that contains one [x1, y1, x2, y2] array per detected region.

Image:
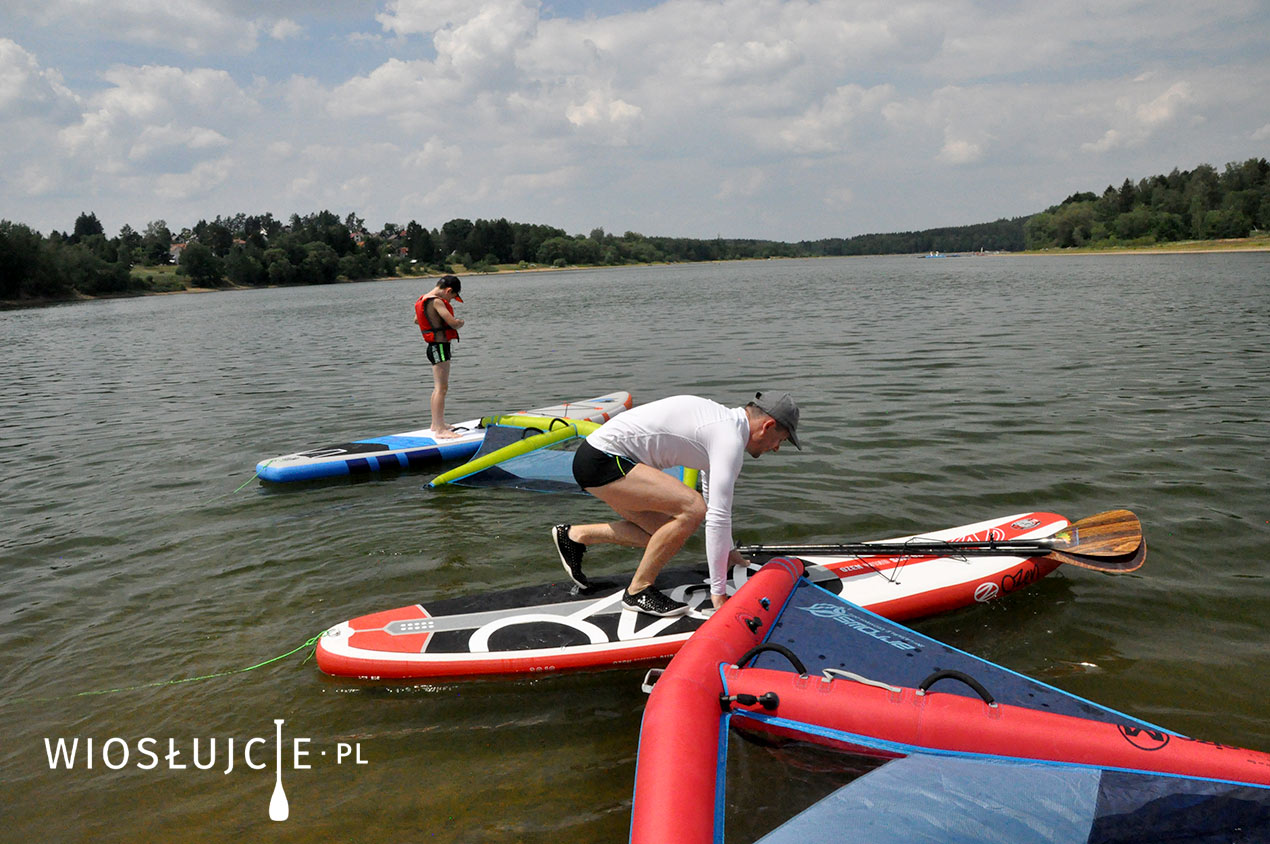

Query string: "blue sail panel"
[[756, 753, 1101, 844], [442, 422, 696, 493], [750, 742, 1270, 844]]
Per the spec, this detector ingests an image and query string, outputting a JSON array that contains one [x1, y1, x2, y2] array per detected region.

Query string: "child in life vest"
[[414, 275, 465, 437]]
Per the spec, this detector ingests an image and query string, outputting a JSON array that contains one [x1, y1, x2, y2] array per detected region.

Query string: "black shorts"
[[426, 342, 452, 365], [573, 440, 638, 489]]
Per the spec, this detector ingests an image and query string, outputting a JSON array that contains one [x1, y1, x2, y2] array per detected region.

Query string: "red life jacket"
[[414, 292, 459, 343]]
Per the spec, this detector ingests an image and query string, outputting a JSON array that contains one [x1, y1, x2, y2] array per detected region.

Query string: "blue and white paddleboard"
[[254, 391, 632, 483]]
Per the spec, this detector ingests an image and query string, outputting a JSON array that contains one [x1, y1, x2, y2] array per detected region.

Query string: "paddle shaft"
[[738, 539, 1065, 558], [738, 510, 1146, 573]]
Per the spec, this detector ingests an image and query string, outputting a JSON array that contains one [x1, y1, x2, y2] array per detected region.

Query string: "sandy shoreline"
[[1022, 237, 1270, 256]]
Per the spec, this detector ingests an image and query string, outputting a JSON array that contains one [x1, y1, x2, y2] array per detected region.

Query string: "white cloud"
[[0, 39, 79, 120], [1082, 81, 1195, 153], [699, 39, 802, 84], [565, 90, 642, 136], [775, 84, 894, 155], [433, 0, 540, 78], [503, 165, 580, 193], [129, 124, 230, 164], [822, 185, 855, 208], [328, 58, 444, 118], [375, 0, 494, 36], [715, 167, 767, 200], [269, 19, 303, 41], [154, 157, 231, 199], [0, 40, 83, 199], [402, 137, 462, 171], [60, 65, 258, 172], [22, 0, 262, 54], [937, 137, 982, 166], [1136, 82, 1194, 126], [929, 1, 1260, 82], [13, 162, 63, 196]]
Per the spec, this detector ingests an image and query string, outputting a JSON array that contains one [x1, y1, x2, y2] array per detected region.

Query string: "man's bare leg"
[[577, 464, 706, 595]]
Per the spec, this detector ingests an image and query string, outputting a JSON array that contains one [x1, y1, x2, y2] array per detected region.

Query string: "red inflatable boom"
[[629, 557, 804, 844], [722, 666, 1270, 787]]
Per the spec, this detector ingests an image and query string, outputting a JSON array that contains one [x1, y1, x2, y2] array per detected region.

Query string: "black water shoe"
[[621, 587, 689, 617], [552, 524, 589, 589]]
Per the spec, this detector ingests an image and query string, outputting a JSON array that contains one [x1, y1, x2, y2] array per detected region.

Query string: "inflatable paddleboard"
[[255, 391, 632, 482], [316, 512, 1067, 679]]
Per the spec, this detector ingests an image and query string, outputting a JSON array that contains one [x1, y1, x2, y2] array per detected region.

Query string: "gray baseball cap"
[[752, 391, 802, 449]]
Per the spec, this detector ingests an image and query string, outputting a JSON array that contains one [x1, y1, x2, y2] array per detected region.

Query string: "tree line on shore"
[[1, 158, 1265, 303], [1024, 159, 1269, 249]]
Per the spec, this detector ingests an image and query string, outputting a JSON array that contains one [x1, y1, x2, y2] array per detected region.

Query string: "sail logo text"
[[799, 604, 918, 651]]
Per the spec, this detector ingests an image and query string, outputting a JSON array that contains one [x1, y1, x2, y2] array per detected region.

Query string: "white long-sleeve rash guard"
[[586, 395, 747, 596]]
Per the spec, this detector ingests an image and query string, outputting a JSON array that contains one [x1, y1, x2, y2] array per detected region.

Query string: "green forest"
[[1023, 158, 1270, 249], [2, 158, 1266, 304]]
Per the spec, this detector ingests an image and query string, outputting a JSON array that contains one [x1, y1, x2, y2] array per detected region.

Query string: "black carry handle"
[[733, 643, 808, 676], [917, 669, 997, 706]]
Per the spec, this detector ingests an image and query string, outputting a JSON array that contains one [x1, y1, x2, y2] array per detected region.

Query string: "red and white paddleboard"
[[315, 512, 1067, 680]]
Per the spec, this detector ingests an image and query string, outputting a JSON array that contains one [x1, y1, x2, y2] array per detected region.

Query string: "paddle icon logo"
[[269, 719, 288, 821]]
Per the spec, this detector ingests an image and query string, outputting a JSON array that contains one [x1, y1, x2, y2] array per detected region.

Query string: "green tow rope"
[[231, 471, 262, 494], [72, 633, 324, 698], [6, 634, 323, 706], [219, 459, 272, 500]]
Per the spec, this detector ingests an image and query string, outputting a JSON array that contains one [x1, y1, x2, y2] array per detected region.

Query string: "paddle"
[[269, 718, 289, 821], [736, 510, 1146, 573]]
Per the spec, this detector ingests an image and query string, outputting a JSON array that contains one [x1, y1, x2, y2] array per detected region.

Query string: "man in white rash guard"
[[551, 392, 801, 617]]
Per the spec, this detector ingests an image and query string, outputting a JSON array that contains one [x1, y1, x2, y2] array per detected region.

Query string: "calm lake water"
[[2, 254, 1268, 842]]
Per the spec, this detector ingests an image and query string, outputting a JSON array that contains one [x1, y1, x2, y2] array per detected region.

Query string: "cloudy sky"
[[2, 0, 1268, 241]]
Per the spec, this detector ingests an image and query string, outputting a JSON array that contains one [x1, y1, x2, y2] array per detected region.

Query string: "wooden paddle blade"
[[1045, 539, 1146, 573], [1049, 509, 1143, 557]]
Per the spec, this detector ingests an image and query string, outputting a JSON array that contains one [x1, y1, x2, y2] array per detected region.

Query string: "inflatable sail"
[[630, 558, 1270, 844], [429, 418, 699, 492]]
